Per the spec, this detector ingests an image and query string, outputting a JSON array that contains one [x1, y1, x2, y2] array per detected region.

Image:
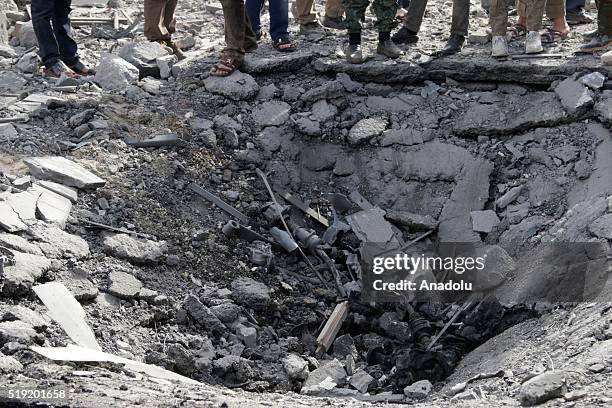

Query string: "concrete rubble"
[[0, 0, 611, 406]]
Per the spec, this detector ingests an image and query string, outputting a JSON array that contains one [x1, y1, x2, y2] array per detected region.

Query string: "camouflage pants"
[[343, 0, 398, 34], [600, 0, 612, 36]]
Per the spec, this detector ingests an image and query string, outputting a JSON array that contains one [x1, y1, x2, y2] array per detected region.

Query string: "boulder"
[[94, 53, 140, 91], [204, 71, 259, 100], [117, 41, 170, 78]]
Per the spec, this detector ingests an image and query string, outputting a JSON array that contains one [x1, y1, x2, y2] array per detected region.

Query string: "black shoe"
[[321, 15, 346, 30], [299, 22, 325, 36], [69, 60, 95, 75], [44, 61, 75, 78], [436, 34, 465, 56], [392, 26, 419, 44], [566, 10, 593, 25]]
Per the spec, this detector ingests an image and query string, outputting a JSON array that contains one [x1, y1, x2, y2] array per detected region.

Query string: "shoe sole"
[[525, 47, 544, 54]]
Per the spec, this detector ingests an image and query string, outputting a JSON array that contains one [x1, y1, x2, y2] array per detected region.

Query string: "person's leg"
[[268, 0, 290, 42], [450, 0, 470, 37], [525, 0, 546, 32], [599, 0, 612, 36], [403, 0, 428, 33], [294, 0, 318, 24], [325, 0, 345, 18], [144, 0, 168, 41], [489, 0, 508, 37], [566, 0, 585, 13], [220, 0, 247, 60], [372, 0, 402, 57], [163, 0, 178, 38], [546, 0, 569, 32], [344, 0, 369, 39], [52, 0, 79, 66], [31, 0, 60, 68], [245, 0, 263, 36]]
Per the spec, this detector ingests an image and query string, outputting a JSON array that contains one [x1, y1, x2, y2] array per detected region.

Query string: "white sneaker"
[[525, 31, 543, 54], [491, 35, 509, 57]]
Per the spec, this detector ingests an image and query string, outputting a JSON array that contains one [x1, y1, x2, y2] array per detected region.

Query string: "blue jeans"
[[31, 0, 79, 68], [245, 0, 289, 41], [566, 0, 585, 13]]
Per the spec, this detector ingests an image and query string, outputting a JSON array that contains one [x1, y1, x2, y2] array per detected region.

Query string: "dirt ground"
[[0, 0, 611, 406]]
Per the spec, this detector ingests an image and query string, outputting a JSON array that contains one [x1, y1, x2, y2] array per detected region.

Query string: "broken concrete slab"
[[554, 77, 594, 115], [3, 190, 38, 222], [107, 271, 142, 300], [380, 128, 432, 147], [102, 233, 167, 265], [117, 41, 170, 78], [31, 184, 72, 229], [588, 213, 612, 239], [230, 277, 270, 311], [282, 354, 308, 380], [0, 233, 43, 256], [35, 180, 78, 203], [33, 282, 101, 351], [252, 101, 291, 127], [365, 94, 424, 113], [1, 251, 51, 297], [203, 71, 259, 101], [94, 53, 140, 91], [314, 58, 425, 83], [0, 320, 42, 346], [453, 93, 569, 137], [471, 210, 501, 233], [349, 369, 374, 393], [346, 207, 398, 244], [0, 201, 27, 232], [28, 224, 90, 260], [24, 156, 106, 190], [302, 358, 347, 392], [59, 269, 99, 301], [404, 379, 432, 399], [594, 92, 612, 125], [495, 185, 524, 209], [578, 72, 606, 90], [348, 117, 388, 146], [385, 210, 438, 231], [242, 52, 315, 74], [518, 371, 567, 406], [0, 305, 48, 331]]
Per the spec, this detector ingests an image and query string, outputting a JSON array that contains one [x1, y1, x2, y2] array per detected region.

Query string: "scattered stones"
[[471, 210, 501, 233], [349, 369, 374, 393], [117, 41, 170, 78], [156, 54, 177, 79], [404, 379, 433, 399], [0, 353, 23, 373], [230, 277, 270, 311], [94, 53, 140, 91], [182, 294, 226, 335], [578, 72, 605, 90], [252, 101, 291, 127], [102, 233, 168, 265], [348, 117, 387, 146], [107, 271, 142, 299], [302, 358, 347, 393], [282, 354, 309, 380], [204, 71, 259, 101], [518, 371, 567, 406], [554, 77, 594, 115], [24, 156, 106, 190]]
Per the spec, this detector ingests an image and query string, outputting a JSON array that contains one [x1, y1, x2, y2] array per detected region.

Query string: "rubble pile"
[[1, 0, 611, 406]]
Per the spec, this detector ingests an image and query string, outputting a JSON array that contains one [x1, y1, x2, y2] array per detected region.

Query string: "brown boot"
[[166, 40, 186, 61]]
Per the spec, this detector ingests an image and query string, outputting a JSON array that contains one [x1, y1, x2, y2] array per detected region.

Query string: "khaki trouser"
[[404, 0, 470, 37], [220, 0, 258, 59], [294, 0, 344, 24], [490, 0, 549, 35], [517, 0, 565, 20], [144, 0, 177, 41]]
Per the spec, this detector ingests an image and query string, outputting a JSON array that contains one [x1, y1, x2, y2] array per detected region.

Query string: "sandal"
[[508, 23, 527, 41], [210, 54, 242, 77], [541, 28, 570, 44], [273, 37, 295, 52]]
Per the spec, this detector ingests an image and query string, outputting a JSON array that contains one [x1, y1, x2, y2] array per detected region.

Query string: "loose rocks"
[[518, 371, 567, 406], [230, 277, 270, 311], [102, 233, 168, 265], [107, 271, 142, 299], [348, 117, 387, 146], [204, 71, 259, 101], [117, 41, 170, 78]]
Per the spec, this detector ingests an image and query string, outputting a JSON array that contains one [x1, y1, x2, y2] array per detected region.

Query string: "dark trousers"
[[600, 0, 612, 35], [245, 0, 289, 41], [220, 0, 258, 58], [144, 0, 177, 41], [31, 0, 78, 68], [566, 0, 585, 13], [404, 0, 470, 37]]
